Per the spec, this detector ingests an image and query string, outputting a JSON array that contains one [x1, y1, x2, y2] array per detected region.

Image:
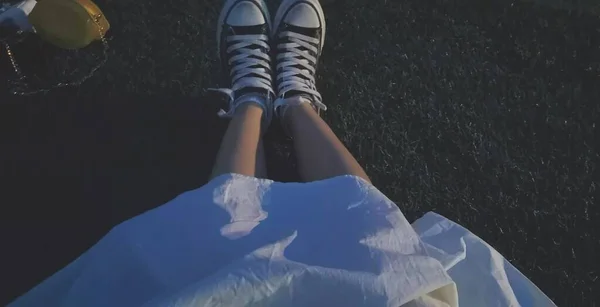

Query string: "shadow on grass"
[[0, 87, 299, 303]]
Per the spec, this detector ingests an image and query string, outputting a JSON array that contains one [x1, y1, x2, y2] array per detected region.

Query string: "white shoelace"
[[210, 34, 273, 118], [274, 31, 327, 115]]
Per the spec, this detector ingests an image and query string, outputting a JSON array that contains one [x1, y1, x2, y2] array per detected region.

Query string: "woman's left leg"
[[210, 0, 274, 179]]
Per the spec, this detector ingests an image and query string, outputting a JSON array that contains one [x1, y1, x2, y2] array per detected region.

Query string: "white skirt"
[[11, 174, 554, 307]]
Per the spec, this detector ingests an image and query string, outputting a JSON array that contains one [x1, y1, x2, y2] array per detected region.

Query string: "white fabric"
[[10, 174, 552, 307], [0, 0, 36, 31], [412, 212, 556, 307]]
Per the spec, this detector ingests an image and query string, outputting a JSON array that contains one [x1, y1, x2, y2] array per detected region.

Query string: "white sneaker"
[[272, 0, 327, 119], [211, 0, 274, 125]]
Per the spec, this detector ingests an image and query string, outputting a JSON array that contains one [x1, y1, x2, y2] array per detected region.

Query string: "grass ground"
[[1, 0, 598, 305]]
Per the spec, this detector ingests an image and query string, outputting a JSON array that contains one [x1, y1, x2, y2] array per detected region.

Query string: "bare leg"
[[285, 103, 370, 183], [211, 0, 273, 178], [271, 0, 366, 182], [255, 138, 267, 178], [211, 104, 267, 178]]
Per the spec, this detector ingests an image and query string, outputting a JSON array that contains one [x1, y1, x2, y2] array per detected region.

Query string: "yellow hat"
[[27, 0, 109, 49]]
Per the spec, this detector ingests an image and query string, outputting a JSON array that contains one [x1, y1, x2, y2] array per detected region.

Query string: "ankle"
[[281, 102, 314, 122], [279, 102, 319, 137], [234, 102, 264, 116], [277, 95, 317, 121]]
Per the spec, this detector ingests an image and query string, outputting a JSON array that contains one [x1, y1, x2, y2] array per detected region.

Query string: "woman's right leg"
[[284, 102, 370, 183], [272, 0, 369, 183]]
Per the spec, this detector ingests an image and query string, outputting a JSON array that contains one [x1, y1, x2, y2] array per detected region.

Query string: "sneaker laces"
[[274, 31, 327, 115], [210, 34, 274, 118]]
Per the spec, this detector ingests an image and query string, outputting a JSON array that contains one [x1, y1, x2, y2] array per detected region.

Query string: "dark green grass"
[[1, 0, 599, 305]]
